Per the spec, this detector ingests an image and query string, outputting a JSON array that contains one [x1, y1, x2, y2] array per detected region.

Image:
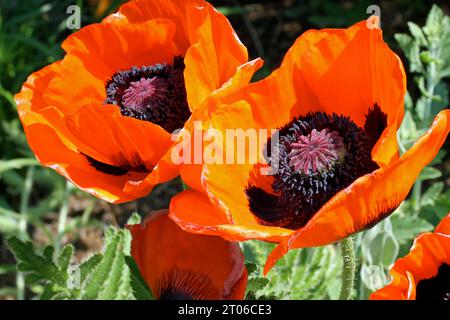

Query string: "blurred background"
[[0, 0, 449, 300]]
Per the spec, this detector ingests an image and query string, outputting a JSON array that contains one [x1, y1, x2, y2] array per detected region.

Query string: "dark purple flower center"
[[84, 57, 191, 176], [105, 56, 191, 133], [416, 263, 450, 300], [246, 105, 388, 230]]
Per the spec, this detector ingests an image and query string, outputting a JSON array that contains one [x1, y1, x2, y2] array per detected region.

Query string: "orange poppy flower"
[[370, 213, 450, 300], [127, 210, 247, 300], [15, 0, 260, 203], [169, 19, 450, 274]]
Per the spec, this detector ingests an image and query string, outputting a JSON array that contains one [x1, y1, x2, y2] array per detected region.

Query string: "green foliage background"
[[0, 0, 449, 300]]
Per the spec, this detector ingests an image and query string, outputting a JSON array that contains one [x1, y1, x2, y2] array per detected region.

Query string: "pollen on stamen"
[[122, 77, 168, 111], [288, 128, 345, 174]]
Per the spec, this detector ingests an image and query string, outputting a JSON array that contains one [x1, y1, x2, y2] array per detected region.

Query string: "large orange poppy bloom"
[[15, 0, 260, 203], [370, 213, 450, 300], [127, 210, 247, 300], [169, 19, 450, 274]]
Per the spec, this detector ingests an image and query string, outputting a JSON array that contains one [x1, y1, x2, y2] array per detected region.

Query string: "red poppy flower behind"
[[15, 0, 259, 203], [169, 19, 450, 274], [127, 210, 247, 300], [370, 213, 450, 300]]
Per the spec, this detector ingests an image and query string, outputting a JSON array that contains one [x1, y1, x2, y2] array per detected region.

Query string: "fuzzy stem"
[[413, 43, 439, 213], [339, 237, 356, 300]]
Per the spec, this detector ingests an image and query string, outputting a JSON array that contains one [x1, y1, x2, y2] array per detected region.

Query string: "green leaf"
[[0, 158, 38, 174], [79, 254, 103, 285], [421, 182, 444, 207], [361, 219, 399, 267], [418, 166, 442, 181], [7, 237, 74, 299], [395, 33, 423, 73], [424, 5, 445, 39], [57, 245, 74, 272], [7, 225, 148, 300], [391, 214, 434, 245], [81, 227, 133, 300], [243, 241, 341, 300], [407, 22, 427, 46], [126, 212, 141, 225], [7, 237, 66, 285], [245, 263, 258, 275], [398, 110, 419, 151], [246, 277, 269, 293], [360, 264, 388, 292], [0, 264, 15, 275], [125, 256, 154, 300]]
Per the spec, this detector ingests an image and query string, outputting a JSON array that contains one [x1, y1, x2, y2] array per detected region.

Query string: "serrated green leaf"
[[125, 256, 153, 300], [81, 229, 122, 299], [57, 245, 74, 272], [7, 237, 63, 285], [97, 231, 130, 299], [243, 241, 341, 300], [245, 263, 257, 275], [81, 227, 134, 300], [79, 254, 103, 285], [247, 277, 269, 293]]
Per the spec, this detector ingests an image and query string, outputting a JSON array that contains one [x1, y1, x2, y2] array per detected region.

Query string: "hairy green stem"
[[413, 43, 439, 213], [17, 166, 35, 300], [339, 237, 356, 300]]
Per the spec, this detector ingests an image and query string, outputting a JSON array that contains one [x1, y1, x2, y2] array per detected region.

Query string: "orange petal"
[[128, 210, 247, 300], [173, 102, 295, 241], [370, 232, 450, 300], [265, 109, 450, 275], [106, 0, 249, 110], [16, 19, 178, 120], [169, 190, 230, 235], [435, 213, 450, 235], [62, 18, 178, 83], [23, 19, 176, 119], [217, 20, 405, 167], [183, 1, 248, 109], [22, 122, 148, 203], [64, 104, 172, 172]]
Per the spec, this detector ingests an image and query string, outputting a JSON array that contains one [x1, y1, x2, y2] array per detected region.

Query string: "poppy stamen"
[[288, 128, 345, 174], [246, 107, 387, 230], [122, 77, 168, 111], [105, 56, 191, 133]]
